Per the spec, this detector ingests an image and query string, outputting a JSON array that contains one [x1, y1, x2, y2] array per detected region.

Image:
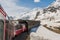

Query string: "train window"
[[15, 24, 23, 30], [15, 24, 25, 30], [0, 20, 4, 40]]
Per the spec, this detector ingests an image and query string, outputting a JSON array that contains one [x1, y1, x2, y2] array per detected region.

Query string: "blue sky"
[[17, 0, 55, 8]]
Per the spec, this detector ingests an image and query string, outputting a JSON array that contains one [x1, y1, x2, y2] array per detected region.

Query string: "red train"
[[5, 20, 28, 40], [0, 5, 28, 40]]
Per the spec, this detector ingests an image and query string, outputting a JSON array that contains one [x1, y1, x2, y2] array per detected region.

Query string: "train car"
[[11, 20, 28, 36], [0, 5, 7, 40], [11, 20, 40, 36]]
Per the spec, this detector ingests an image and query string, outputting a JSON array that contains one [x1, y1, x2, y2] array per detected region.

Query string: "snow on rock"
[[20, 8, 42, 20]]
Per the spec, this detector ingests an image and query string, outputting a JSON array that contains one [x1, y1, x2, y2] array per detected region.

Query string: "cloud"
[[34, 0, 40, 3], [0, 0, 31, 19]]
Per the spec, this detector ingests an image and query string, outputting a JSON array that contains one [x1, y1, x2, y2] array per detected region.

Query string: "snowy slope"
[[30, 25, 60, 40], [20, 8, 42, 20]]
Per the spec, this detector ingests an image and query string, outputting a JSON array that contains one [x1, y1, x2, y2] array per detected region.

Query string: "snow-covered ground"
[[30, 25, 60, 40]]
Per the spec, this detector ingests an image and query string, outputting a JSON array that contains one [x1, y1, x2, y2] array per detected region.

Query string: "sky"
[[17, 0, 55, 8], [0, 0, 55, 18]]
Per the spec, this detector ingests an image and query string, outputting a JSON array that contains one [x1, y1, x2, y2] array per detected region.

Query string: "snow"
[[20, 8, 42, 20], [20, 0, 60, 40], [35, 25, 60, 40]]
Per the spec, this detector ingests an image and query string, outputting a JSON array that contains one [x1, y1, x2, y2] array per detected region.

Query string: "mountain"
[[30, 0, 60, 40], [20, 0, 60, 26], [20, 8, 42, 20], [20, 0, 60, 20]]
